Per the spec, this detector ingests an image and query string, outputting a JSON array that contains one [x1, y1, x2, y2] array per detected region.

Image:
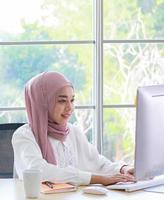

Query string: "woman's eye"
[[58, 99, 66, 103], [58, 98, 75, 104]]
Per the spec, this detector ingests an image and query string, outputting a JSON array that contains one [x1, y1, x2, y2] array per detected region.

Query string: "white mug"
[[23, 169, 41, 198]]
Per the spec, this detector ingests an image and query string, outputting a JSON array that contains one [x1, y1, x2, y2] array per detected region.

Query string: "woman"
[[12, 71, 134, 186]]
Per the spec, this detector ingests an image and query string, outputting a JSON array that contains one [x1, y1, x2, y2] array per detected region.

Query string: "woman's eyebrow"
[[58, 95, 75, 98], [58, 95, 68, 98]]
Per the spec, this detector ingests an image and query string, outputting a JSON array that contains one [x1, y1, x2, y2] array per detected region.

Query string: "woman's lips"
[[61, 113, 71, 118]]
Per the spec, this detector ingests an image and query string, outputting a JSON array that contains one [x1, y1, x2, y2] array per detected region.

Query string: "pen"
[[43, 181, 54, 189]]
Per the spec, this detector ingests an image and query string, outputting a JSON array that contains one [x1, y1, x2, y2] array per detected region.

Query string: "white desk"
[[1, 179, 164, 200]]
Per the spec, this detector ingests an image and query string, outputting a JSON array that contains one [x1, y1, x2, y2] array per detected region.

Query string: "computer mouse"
[[83, 186, 108, 195]]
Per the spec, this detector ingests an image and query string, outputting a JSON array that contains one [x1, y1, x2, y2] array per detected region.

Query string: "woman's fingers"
[[122, 166, 134, 175], [102, 174, 135, 186]]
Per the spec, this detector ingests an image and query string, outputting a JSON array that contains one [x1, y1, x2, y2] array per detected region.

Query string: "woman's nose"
[[65, 101, 73, 111]]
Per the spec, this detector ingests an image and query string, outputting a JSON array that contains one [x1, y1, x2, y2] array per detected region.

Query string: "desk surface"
[[1, 179, 164, 200]]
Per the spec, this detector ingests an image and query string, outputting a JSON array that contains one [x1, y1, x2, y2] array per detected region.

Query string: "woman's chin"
[[59, 119, 69, 125]]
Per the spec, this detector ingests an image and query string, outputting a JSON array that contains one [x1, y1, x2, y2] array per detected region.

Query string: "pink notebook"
[[41, 181, 77, 194]]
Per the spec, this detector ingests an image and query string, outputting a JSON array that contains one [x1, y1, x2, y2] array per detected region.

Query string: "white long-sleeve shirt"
[[12, 123, 125, 185]]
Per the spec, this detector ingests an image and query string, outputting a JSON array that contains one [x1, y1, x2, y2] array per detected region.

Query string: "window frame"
[[0, 0, 164, 155]]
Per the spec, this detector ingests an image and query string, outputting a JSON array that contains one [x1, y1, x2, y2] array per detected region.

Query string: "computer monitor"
[[134, 84, 164, 181]]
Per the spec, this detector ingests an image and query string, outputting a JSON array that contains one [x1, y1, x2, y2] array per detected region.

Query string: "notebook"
[[41, 181, 77, 194], [106, 175, 164, 192]]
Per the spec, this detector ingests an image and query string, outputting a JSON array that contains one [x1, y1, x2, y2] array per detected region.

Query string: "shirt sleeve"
[[73, 124, 126, 176], [12, 125, 91, 186]]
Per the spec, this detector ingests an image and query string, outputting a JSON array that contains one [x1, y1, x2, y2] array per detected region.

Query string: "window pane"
[[104, 0, 164, 39], [103, 108, 135, 163], [0, 110, 27, 123], [72, 109, 94, 143], [0, 44, 93, 106], [104, 43, 164, 104], [0, 0, 93, 41]]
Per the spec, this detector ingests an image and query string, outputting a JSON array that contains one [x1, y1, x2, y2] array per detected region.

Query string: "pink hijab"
[[25, 71, 73, 165]]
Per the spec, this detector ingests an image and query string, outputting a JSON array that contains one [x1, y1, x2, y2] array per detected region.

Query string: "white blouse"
[[12, 123, 125, 185]]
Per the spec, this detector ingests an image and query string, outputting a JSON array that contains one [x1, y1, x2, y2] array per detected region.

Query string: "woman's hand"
[[90, 173, 135, 186], [120, 165, 134, 176]]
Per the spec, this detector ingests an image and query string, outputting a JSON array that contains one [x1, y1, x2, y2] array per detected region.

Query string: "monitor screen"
[[134, 84, 164, 181]]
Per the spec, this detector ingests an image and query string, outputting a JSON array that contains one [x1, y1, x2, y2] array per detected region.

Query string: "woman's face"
[[53, 86, 75, 125]]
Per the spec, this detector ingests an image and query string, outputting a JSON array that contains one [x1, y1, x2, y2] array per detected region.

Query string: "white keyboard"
[[106, 175, 164, 192]]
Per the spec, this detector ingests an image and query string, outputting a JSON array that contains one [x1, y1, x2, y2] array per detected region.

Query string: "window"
[[0, 0, 94, 142], [0, 0, 164, 163], [103, 0, 164, 162]]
